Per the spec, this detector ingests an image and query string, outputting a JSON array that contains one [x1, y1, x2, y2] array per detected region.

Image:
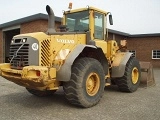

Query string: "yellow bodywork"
[[0, 6, 124, 91], [0, 63, 59, 90], [0, 32, 87, 90]]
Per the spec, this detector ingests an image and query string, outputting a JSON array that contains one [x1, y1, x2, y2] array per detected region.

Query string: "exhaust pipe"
[[46, 5, 56, 34]]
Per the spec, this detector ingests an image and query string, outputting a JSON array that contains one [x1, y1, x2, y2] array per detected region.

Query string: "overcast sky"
[[0, 0, 160, 34]]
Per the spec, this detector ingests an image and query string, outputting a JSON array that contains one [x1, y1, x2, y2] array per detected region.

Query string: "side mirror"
[[109, 14, 113, 25]]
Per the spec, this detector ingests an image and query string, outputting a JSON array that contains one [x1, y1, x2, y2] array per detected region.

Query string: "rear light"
[[36, 70, 41, 76]]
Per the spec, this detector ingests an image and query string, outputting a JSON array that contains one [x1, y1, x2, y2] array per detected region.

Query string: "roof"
[[0, 13, 61, 29], [108, 29, 130, 36], [108, 29, 160, 37], [129, 33, 160, 37]]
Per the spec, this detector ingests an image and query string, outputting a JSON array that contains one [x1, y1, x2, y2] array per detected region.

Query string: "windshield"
[[65, 10, 89, 32]]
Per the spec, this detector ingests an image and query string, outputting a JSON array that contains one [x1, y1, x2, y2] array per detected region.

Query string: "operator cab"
[[63, 6, 113, 40]]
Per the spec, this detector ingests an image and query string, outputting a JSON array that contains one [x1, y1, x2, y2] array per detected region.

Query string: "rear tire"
[[26, 88, 56, 97], [63, 57, 105, 108], [114, 57, 141, 92]]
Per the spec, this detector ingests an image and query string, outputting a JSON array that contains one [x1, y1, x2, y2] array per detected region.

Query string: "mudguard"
[[56, 44, 108, 81], [111, 52, 132, 77]]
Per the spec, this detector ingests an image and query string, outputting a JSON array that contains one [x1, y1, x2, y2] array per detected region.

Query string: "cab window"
[[66, 11, 89, 32], [94, 12, 104, 39]]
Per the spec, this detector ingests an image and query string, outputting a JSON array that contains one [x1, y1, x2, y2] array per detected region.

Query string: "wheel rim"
[[86, 72, 100, 96], [132, 67, 139, 84]]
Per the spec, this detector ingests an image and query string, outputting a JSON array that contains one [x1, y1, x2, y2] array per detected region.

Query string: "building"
[[128, 34, 160, 67], [0, 13, 61, 63], [0, 13, 160, 67]]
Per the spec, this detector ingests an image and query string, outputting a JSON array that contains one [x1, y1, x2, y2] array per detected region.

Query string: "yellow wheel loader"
[[0, 4, 142, 108]]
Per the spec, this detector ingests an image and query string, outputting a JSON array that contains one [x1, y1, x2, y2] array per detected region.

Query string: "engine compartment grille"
[[41, 39, 51, 66], [9, 44, 29, 69]]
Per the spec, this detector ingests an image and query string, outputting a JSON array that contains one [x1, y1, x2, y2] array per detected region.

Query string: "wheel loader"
[[0, 4, 144, 108]]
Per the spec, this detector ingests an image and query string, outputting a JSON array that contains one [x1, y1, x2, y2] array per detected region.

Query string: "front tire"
[[114, 57, 141, 92], [63, 57, 105, 108]]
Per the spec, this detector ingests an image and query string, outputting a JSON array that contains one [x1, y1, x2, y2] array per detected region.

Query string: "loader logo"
[[56, 39, 74, 44], [32, 43, 39, 51]]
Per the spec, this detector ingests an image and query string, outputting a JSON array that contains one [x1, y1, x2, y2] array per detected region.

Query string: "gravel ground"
[[0, 69, 160, 120]]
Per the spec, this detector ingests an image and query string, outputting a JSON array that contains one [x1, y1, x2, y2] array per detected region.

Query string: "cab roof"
[[64, 6, 108, 15]]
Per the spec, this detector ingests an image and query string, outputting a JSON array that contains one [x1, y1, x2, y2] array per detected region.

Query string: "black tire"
[[63, 57, 105, 108], [26, 88, 56, 97], [114, 57, 141, 92]]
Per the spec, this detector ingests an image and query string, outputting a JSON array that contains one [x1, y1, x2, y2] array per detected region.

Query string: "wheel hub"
[[86, 72, 100, 96], [132, 67, 139, 84]]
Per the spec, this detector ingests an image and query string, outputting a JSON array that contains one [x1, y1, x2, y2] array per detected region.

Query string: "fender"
[[56, 44, 108, 81], [111, 52, 133, 77]]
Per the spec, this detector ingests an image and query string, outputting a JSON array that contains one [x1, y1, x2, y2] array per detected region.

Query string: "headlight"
[[22, 38, 27, 43], [11, 39, 14, 43]]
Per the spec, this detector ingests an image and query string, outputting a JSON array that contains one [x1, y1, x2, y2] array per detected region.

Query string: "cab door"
[[93, 12, 107, 54]]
